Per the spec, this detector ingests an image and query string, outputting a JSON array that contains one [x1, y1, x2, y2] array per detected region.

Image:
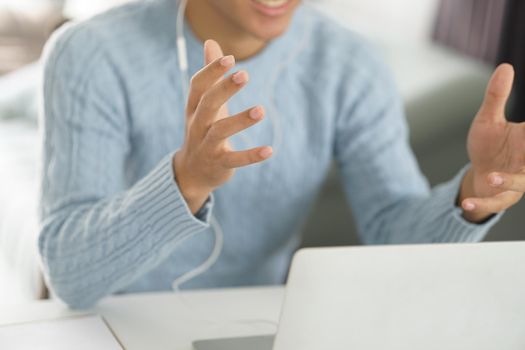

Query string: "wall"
[[311, 0, 440, 45]]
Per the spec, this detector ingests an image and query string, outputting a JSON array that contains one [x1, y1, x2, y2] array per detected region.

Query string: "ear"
[[204, 39, 225, 65]]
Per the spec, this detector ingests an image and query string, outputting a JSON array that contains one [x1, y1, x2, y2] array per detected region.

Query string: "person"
[[39, 0, 525, 309]]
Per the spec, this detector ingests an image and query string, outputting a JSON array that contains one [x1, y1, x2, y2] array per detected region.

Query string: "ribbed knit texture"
[[39, 0, 501, 309]]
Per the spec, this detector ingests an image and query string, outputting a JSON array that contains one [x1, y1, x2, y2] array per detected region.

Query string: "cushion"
[[0, 119, 43, 301], [0, 62, 41, 121]]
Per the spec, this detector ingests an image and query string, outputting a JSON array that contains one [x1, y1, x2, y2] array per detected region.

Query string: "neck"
[[185, 1, 267, 60]]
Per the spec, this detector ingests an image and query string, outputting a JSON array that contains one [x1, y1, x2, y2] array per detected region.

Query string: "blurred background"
[[0, 0, 523, 303]]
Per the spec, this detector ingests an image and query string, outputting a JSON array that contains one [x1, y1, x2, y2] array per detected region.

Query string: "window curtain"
[[433, 0, 524, 122], [433, 0, 507, 64], [499, 0, 525, 122]]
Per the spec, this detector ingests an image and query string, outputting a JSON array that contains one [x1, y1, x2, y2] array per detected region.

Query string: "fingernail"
[[490, 174, 504, 186], [232, 71, 248, 85], [220, 55, 235, 67], [249, 107, 264, 120], [259, 147, 273, 158], [464, 202, 476, 211]]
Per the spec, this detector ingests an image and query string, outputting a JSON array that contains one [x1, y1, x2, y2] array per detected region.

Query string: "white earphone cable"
[[172, 0, 225, 292], [171, 0, 311, 291], [176, 0, 189, 101], [171, 216, 224, 291]]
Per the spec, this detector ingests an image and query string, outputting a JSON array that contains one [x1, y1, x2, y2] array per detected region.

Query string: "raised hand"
[[173, 40, 273, 214], [460, 64, 525, 222]]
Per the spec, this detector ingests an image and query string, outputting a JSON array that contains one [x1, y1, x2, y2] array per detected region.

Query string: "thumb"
[[204, 39, 224, 65], [477, 63, 514, 122]]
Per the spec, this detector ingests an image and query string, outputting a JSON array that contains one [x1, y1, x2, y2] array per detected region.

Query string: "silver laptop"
[[194, 241, 525, 350]]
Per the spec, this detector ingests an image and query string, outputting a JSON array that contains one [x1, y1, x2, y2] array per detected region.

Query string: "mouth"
[[251, 0, 292, 17]]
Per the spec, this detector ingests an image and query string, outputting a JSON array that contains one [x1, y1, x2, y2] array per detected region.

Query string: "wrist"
[[173, 152, 212, 214], [459, 167, 494, 223]]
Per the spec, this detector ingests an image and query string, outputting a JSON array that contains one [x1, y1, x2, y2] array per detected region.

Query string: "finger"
[[206, 106, 265, 144], [488, 171, 525, 192], [204, 39, 224, 65], [222, 146, 273, 169], [187, 55, 236, 113], [462, 191, 517, 214], [477, 63, 515, 122], [194, 71, 249, 127]]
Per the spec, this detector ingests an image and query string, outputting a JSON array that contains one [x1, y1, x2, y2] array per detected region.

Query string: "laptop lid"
[[273, 242, 525, 350]]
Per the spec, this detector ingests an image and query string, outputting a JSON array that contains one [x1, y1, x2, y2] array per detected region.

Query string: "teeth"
[[254, 0, 289, 8]]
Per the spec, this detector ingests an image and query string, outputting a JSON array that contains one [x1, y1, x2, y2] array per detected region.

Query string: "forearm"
[[367, 167, 501, 245], [39, 155, 212, 309]]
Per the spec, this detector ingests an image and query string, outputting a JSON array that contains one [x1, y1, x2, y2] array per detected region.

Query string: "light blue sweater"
[[39, 0, 499, 309]]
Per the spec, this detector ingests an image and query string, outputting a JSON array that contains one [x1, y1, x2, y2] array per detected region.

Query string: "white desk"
[[0, 287, 285, 350]]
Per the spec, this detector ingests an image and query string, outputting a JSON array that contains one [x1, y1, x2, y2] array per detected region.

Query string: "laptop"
[[194, 241, 525, 350]]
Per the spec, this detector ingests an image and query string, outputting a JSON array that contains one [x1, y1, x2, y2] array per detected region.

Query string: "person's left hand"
[[460, 63, 525, 223]]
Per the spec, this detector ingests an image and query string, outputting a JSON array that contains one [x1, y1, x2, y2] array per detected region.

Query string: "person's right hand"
[[173, 40, 273, 214]]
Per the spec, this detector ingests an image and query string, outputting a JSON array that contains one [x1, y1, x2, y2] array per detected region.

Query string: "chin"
[[252, 26, 289, 41], [248, 17, 295, 41], [245, 0, 299, 40]]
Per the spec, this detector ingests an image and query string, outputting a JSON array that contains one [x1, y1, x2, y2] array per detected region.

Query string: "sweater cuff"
[[136, 153, 213, 235], [434, 165, 503, 243]]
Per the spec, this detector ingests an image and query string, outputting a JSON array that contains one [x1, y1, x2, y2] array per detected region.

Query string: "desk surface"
[[0, 287, 285, 350]]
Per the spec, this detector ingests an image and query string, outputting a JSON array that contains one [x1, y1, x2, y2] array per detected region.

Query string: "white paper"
[[0, 315, 122, 350]]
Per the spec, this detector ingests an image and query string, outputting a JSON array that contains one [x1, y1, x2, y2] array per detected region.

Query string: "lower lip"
[[251, 0, 292, 17]]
